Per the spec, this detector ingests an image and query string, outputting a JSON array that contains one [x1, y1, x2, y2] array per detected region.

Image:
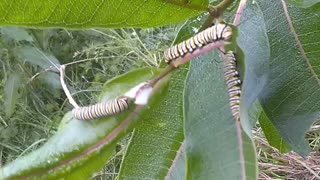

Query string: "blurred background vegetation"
[[1, 25, 320, 179]]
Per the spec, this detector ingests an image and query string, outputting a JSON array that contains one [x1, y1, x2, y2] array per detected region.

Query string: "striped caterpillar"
[[223, 51, 241, 121], [164, 23, 232, 65], [72, 97, 129, 120]]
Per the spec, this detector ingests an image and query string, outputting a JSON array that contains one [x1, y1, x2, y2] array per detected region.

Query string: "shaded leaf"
[[256, 0, 320, 156], [0, 27, 33, 42], [14, 46, 60, 69], [184, 51, 257, 179], [118, 67, 187, 179], [287, 0, 320, 8], [259, 108, 290, 153], [4, 73, 22, 118], [0, 0, 208, 28], [0, 68, 163, 179], [118, 16, 206, 179], [236, 0, 270, 134]]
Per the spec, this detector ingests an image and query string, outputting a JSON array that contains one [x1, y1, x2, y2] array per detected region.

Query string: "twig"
[[27, 66, 56, 84], [59, 65, 79, 108], [233, 0, 246, 26], [148, 65, 176, 87]]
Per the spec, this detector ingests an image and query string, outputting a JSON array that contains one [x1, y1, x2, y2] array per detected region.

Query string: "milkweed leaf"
[[0, 0, 208, 28]]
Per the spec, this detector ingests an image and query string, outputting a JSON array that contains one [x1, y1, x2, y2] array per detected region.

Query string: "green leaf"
[[166, 141, 186, 180], [256, 0, 320, 156], [118, 16, 205, 179], [14, 46, 60, 69], [0, 0, 208, 28], [184, 50, 257, 179], [0, 67, 162, 179], [236, 0, 270, 135], [118, 68, 187, 179], [287, 0, 320, 8], [259, 107, 290, 153], [4, 73, 22, 118]]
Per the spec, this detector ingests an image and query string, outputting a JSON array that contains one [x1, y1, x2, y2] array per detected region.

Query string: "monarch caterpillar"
[[164, 23, 232, 65], [72, 97, 129, 120], [223, 51, 241, 121]]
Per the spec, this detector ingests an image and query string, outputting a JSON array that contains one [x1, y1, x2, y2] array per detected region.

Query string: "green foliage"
[[4, 73, 22, 118], [287, 0, 320, 8], [0, 0, 207, 28], [118, 17, 199, 180], [184, 49, 257, 179], [0, 68, 164, 179], [256, 0, 320, 156], [0, 0, 320, 179]]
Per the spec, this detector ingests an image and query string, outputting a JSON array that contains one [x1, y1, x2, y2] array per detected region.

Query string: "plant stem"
[[199, 0, 235, 31], [148, 65, 176, 87]]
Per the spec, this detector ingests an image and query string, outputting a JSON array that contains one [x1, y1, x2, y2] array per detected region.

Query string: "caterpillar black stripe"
[[223, 51, 241, 121], [72, 97, 129, 120], [164, 23, 232, 64]]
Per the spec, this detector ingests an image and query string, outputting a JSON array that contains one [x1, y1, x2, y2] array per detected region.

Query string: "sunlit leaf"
[[0, 0, 208, 28]]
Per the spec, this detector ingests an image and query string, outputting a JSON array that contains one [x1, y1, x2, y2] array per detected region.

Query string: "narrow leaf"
[[0, 0, 208, 28], [259, 108, 290, 153], [15, 46, 60, 69], [1, 27, 33, 42], [256, 0, 320, 156], [0, 68, 163, 179], [4, 73, 22, 118]]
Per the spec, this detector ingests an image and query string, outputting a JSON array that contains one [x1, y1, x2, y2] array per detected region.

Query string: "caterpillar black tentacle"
[[223, 51, 241, 121], [164, 23, 232, 64], [72, 96, 129, 120]]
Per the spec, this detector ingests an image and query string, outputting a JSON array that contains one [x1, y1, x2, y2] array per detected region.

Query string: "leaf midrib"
[[19, 107, 142, 179], [280, 0, 320, 84]]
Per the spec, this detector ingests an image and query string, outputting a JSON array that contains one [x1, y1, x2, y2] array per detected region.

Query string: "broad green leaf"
[[256, 0, 320, 156], [236, 0, 270, 135], [0, 0, 208, 28], [4, 73, 22, 118], [0, 27, 33, 42], [184, 50, 257, 179], [118, 16, 206, 179], [14, 46, 60, 69], [0, 68, 163, 179], [287, 0, 320, 8]]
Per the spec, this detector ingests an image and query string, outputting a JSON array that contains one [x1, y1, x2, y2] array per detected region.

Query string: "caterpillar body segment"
[[164, 23, 233, 65], [223, 51, 241, 121], [72, 97, 129, 120]]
